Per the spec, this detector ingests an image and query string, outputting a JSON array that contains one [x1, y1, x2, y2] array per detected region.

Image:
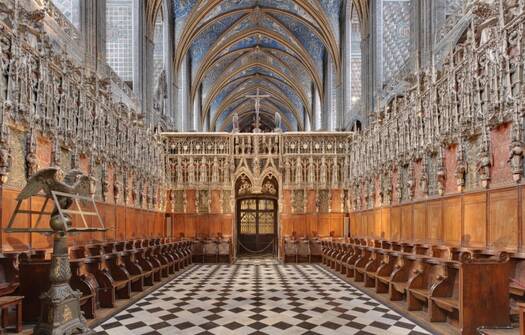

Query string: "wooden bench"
[[0, 296, 23, 333], [324, 237, 512, 335]]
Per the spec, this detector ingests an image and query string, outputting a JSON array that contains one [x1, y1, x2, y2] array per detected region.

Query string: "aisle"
[[94, 264, 430, 335]]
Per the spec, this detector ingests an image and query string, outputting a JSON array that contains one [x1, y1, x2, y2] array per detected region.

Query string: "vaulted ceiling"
[[173, 0, 348, 132]]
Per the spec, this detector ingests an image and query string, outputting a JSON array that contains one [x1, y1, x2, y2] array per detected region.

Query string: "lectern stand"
[[5, 191, 106, 335]]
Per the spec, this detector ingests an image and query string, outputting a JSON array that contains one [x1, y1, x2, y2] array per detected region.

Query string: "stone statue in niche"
[[113, 172, 121, 203], [211, 157, 219, 184], [0, 138, 10, 184], [437, 147, 447, 196], [274, 112, 281, 132], [407, 162, 415, 200], [284, 158, 291, 185], [176, 157, 183, 185], [187, 157, 195, 184], [232, 111, 239, 133], [295, 157, 302, 184], [455, 140, 467, 192], [420, 156, 429, 196], [320, 157, 327, 187], [508, 114, 524, 182], [26, 129, 38, 179], [477, 127, 492, 188], [153, 70, 166, 115], [307, 157, 315, 186], [383, 171, 392, 205], [101, 164, 109, 202]]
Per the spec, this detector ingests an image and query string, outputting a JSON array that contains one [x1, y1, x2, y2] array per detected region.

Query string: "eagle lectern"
[[5, 167, 107, 335]]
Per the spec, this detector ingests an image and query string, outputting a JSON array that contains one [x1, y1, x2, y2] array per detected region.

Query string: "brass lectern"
[[5, 167, 107, 335]]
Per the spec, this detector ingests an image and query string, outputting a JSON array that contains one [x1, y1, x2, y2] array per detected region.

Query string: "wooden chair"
[[284, 238, 297, 263], [218, 238, 232, 263], [309, 239, 323, 263], [297, 239, 310, 263], [0, 296, 23, 333], [203, 240, 218, 263]]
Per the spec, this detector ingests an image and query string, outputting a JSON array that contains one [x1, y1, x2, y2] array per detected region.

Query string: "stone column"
[[132, 0, 145, 107], [177, 53, 190, 131], [83, 0, 106, 72], [304, 106, 311, 131], [163, 0, 175, 125], [143, 33, 155, 123], [343, 1, 353, 129], [193, 84, 202, 131], [312, 83, 322, 130], [324, 54, 337, 131]]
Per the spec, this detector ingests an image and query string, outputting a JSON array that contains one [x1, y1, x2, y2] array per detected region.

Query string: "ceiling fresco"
[[173, 0, 343, 132]]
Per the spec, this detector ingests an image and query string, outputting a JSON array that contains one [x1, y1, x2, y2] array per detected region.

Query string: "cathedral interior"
[[0, 0, 524, 334]]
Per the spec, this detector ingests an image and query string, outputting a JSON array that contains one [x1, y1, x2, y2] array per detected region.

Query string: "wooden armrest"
[[113, 280, 129, 288]]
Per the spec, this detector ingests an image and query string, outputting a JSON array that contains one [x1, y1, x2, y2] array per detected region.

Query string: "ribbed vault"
[[168, 0, 368, 132]]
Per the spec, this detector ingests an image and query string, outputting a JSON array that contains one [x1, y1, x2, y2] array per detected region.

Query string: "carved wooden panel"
[[401, 205, 413, 241], [7, 131, 26, 190], [374, 209, 382, 240], [488, 189, 518, 251], [413, 203, 427, 242], [331, 190, 342, 212], [173, 190, 184, 213], [443, 197, 461, 245], [293, 190, 305, 214], [186, 190, 196, 214], [319, 214, 331, 236], [198, 190, 209, 214], [381, 207, 391, 240], [463, 193, 487, 248], [280, 215, 292, 237], [391, 207, 401, 241], [427, 200, 443, 243], [115, 206, 126, 240], [319, 190, 329, 213]]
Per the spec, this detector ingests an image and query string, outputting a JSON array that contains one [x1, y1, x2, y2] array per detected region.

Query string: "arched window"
[[350, 7, 361, 111], [153, 9, 164, 82], [106, 0, 134, 88], [51, 0, 80, 29], [381, 0, 411, 83]]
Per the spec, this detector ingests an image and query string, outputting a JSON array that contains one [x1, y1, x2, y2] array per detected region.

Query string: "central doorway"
[[237, 197, 277, 257], [235, 173, 279, 259]]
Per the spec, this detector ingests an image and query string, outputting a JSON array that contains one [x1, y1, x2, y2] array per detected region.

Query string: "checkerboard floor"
[[94, 264, 431, 335]]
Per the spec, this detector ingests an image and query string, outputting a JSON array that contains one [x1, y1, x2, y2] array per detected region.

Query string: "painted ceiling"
[[173, 0, 343, 132]]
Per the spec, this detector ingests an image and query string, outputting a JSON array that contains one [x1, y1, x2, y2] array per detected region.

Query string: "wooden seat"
[[284, 238, 297, 263], [409, 288, 430, 299], [431, 296, 459, 312], [69, 259, 97, 319], [0, 296, 23, 333], [407, 259, 447, 312]]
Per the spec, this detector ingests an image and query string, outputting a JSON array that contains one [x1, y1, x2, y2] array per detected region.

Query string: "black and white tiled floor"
[[95, 264, 431, 335]]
